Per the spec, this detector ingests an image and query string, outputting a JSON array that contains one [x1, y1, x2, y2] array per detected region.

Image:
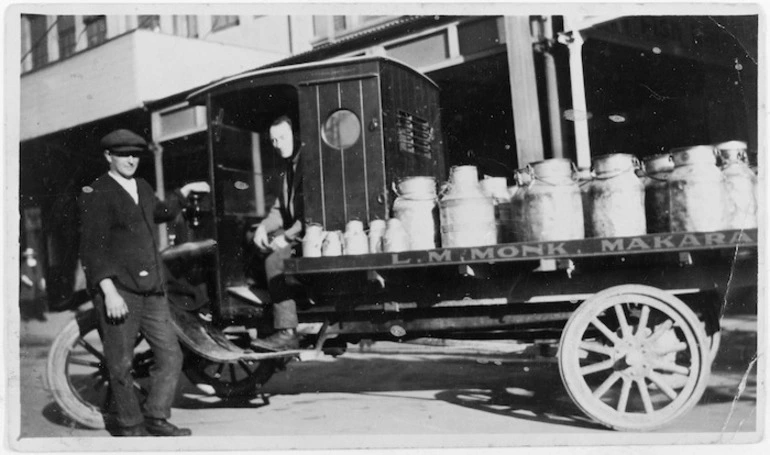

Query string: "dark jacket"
[[78, 174, 186, 295], [260, 153, 304, 241]]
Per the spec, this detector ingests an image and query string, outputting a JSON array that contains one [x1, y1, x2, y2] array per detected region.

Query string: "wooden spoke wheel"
[[46, 308, 154, 429], [183, 356, 280, 400], [182, 331, 281, 399], [558, 285, 710, 431]]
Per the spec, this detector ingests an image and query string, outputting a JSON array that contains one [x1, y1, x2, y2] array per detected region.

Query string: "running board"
[[170, 306, 312, 363]]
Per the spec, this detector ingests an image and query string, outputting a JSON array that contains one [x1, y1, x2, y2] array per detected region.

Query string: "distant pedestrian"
[[19, 247, 46, 321], [78, 128, 209, 437]]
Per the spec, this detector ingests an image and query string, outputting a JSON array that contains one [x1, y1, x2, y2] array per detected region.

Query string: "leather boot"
[[145, 418, 192, 437], [250, 328, 300, 352], [113, 423, 150, 437]]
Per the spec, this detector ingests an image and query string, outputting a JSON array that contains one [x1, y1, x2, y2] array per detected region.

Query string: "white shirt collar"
[[108, 171, 139, 204]]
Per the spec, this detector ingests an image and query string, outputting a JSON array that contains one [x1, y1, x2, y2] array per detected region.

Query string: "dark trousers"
[[264, 244, 299, 329], [94, 290, 184, 428]]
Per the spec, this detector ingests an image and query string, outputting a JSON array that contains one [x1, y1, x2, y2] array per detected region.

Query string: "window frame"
[[83, 15, 107, 48], [56, 15, 76, 59], [28, 15, 49, 69], [211, 15, 240, 32], [138, 15, 161, 31]]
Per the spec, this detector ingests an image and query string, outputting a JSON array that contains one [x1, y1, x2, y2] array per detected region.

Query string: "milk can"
[[344, 220, 369, 255], [321, 230, 344, 256], [668, 145, 728, 232], [642, 153, 674, 233], [716, 140, 757, 229], [586, 153, 646, 237], [383, 218, 410, 252], [302, 223, 325, 257], [368, 219, 386, 253], [480, 177, 512, 243], [392, 176, 439, 250], [509, 169, 531, 242], [522, 158, 585, 241], [439, 165, 497, 247]]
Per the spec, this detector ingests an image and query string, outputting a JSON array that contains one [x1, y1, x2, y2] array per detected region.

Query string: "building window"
[[211, 15, 239, 32], [313, 16, 329, 38], [138, 15, 161, 31], [28, 15, 48, 69], [188, 15, 199, 37], [333, 15, 347, 32], [312, 15, 350, 39], [173, 15, 199, 38], [457, 18, 505, 56], [386, 32, 449, 69], [83, 15, 107, 47], [57, 15, 76, 59]]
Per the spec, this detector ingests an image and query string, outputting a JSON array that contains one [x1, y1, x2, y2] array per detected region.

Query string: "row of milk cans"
[[303, 140, 756, 256]]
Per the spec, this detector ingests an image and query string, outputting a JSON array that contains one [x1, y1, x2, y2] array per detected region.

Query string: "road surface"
[[11, 309, 760, 452]]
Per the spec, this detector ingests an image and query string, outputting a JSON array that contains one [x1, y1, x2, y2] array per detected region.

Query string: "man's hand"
[[180, 181, 211, 197], [269, 234, 289, 251], [99, 278, 128, 321], [253, 225, 271, 251]]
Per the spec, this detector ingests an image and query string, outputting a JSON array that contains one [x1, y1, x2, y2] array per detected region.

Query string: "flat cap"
[[100, 129, 148, 153]]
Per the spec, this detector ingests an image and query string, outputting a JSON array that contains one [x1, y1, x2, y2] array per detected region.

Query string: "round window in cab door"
[[322, 109, 361, 150]]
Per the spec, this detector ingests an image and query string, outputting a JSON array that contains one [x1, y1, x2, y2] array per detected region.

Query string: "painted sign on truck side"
[[285, 229, 757, 274]]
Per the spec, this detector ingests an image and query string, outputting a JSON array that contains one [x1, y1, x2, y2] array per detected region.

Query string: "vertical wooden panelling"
[[379, 64, 396, 185], [318, 84, 347, 230], [362, 76, 387, 222], [428, 84, 447, 182], [389, 64, 408, 181], [300, 60, 443, 229], [298, 86, 325, 226], [339, 80, 369, 224], [413, 76, 429, 175]]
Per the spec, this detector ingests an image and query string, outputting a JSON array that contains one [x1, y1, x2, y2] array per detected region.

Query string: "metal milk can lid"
[[345, 220, 365, 233], [529, 158, 573, 178], [715, 140, 748, 164], [715, 140, 747, 152], [643, 153, 674, 174], [670, 145, 717, 167], [369, 219, 387, 232], [513, 168, 532, 186], [305, 223, 324, 235], [397, 176, 437, 197], [591, 153, 637, 177], [449, 165, 479, 187]]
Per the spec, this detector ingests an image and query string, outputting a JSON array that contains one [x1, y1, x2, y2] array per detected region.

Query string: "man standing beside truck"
[[79, 129, 209, 437]]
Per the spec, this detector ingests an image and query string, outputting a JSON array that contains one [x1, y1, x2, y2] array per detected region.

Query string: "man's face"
[[105, 151, 140, 179], [269, 122, 294, 159]]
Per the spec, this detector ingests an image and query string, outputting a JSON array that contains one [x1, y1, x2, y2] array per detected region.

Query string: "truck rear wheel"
[[558, 284, 710, 431]]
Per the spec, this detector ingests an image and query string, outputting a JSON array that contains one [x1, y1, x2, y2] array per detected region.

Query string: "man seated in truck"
[[248, 115, 304, 351]]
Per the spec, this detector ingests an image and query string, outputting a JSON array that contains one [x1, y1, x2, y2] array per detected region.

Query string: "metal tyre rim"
[[558, 287, 709, 431]]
